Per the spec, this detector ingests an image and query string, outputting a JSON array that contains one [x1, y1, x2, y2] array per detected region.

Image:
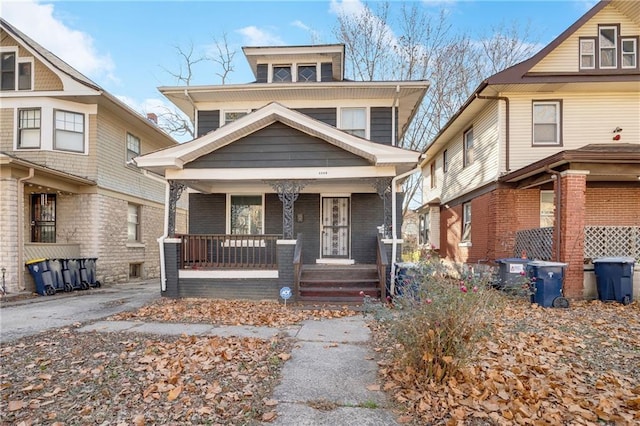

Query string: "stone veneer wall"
[[0, 178, 19, 293]]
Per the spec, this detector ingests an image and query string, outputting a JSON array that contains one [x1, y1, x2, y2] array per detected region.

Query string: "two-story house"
[[419, 0, 639, 300], [0, 18, 187, 294], [135, 44, 428, 302]]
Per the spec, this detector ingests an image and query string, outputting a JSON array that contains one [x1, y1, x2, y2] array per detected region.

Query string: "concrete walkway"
[[77, 316, 398, 425]]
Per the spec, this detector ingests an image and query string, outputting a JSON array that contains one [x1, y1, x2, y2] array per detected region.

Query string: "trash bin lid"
[[496, 257, 529, 263], [25, 258, 48, 265], [527, 260, 567, 267], [593, 256, 635, 264], [395, 262, 418, 268]]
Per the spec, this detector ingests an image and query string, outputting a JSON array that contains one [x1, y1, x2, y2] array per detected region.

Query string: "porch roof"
[[135, 102, 421, 177]]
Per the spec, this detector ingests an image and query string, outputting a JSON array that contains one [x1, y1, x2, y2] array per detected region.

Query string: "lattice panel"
[[584, 226, 640, 262], [513, 227, 553, 260]]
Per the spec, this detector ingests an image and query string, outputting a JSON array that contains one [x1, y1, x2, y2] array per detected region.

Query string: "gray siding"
[[293, 194, 321, 264], [321, 63, 333, 81], [351, 193, 384, 264], [295, 108, 337, 126], [256, 64, 268, 83], [370, 107, 393, 145], [188, 193, 226, 234], [265, 194, 283, 235], [197, 110, 220, 137], [185, 122, 371, 169]]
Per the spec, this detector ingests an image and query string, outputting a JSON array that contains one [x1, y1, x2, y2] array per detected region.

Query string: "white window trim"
[[126, 132, 141, 163], [599, 25, 618, 69], [226, 193, 265, 235], [17, 107, 41, 149], [621, 37, 637, 69], [540, 190, 555, 228], [220, 109, 251, 126], [532, 101, 561, 146], [579, 39, 596, 70], [269, 64, 293, 83], [268, 62, 321, 83], [463, 128, 474, 167], [127, 203, 141, 243], [53, 109, 86, 153], [461, 202, 472, 243], [296, 63, 320, 82], [17, 57, 34, 91], [337, 106, 369, 139], [0, 47, 18, 91]]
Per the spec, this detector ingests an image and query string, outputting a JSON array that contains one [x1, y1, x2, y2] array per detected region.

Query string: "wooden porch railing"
[[376, 235, 388, 300], [293, 233, 303, 301], [179, 234, 280, 269]]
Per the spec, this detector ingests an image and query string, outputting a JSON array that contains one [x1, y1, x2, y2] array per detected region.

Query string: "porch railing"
[[513, 226, 640, 263], [293, 234, 303, 300], [376, 235, 388, 300], [179, 234, 280, 269]]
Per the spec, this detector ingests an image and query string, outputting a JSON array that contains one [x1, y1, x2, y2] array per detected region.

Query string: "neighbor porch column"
[[371, 177, 392, 238], [268, 180, 308, 239], [167, 180, 186, 237], [554, 170, 589, 299]]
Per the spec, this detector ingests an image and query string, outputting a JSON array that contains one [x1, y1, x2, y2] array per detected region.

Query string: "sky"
[[1, 0, 599, 140]]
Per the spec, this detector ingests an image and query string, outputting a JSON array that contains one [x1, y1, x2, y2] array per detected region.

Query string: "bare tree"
[[162, 40, 207, 86], [209, 32, 236, 84]]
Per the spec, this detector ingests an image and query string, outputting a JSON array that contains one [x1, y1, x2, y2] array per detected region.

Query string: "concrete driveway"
[[0, 280, 160, 343]]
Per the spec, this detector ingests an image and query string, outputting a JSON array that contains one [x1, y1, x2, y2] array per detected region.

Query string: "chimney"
[[146, 113, 158, 124]]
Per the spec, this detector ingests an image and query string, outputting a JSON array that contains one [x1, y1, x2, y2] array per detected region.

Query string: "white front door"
[[321, 197, 350, 258]]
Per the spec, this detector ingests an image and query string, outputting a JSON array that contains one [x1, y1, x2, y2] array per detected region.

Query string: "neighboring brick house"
[[418, 0, 640, 299], [0, 18, 187, 293], [136, 44, 428, 301]]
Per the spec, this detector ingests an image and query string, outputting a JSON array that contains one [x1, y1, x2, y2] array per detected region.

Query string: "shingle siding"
[[197, 110, 220, 137], [370, 107, 393, 145], [295, 108, 337, 126]]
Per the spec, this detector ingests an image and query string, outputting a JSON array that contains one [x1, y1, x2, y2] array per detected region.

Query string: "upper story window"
[[340, 107, 366, 138], [272, 65, 292, 82], [579, 25, 638, 71], [430, 162, 436, 188], [297, 65, 317, 82], [126, 133, 140, 162], [223, 110, 249, 125], [622, 38, 637, 68], [599, 25, 617, 69], [229, 195, 263, 235], [1, 51, 33, 90], [463, 128, 474, 167], [54, 109, 85, 153], [580, 39, 596, 69], [532, 101, 561, 146], [442, 149, 449, 173], [18, 108, 41, 149]]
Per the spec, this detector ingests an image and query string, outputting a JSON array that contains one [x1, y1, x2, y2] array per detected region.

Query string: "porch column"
[[554, 170, 589, 299], [267, 180, 307, 239], [371, 177, 392, 238], [167, 180, 186, 237]]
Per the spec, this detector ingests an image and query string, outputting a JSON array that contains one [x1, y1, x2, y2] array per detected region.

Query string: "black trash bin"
[[593, 257, 635, 305], [526, 261, 569, 308], [48, 259, 72, 292], [25, 258, 55, 296], [495, 258, 530, 291]]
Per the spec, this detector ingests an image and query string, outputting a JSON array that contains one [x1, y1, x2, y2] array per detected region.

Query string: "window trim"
[[579, 37, 596, 70], [463, 127, 474, 168], [338, 107, 368, 139], [127, 203, 141, 243], [598, 24, 618, 69], [461, 202, 472, 243], [226, 194, 265, 235], [221, 109, 251, 126], [296, 63, 319, 82], [270, 64, 293, 83], [53, 109, 86, 153], [442, 149, 449, 173], [1, 49, 17, 91], [17, 58, 33, 91], [429, 161, 436, 189], [17, 108, 41, 149], [532, 100, 562, 147], [621, 37, 638, 69], [126, 132, 141, 163], [540, 190, 555, 228]]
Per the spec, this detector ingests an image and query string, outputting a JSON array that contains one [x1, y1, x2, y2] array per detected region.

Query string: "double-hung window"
[[126, 133, 140, 162], [18, 108, 41, 149], [229, 195, 263, 235], [463, 128, 474, 167], [622, 38, 637, 69], [442, 149, 449, 173], [128, 203, 140, 242], [18, 61, 32, 90], [340, 107, 366, 138], [430, 162, 437, 188], [540, 191, 555, 228], [579, 39, 596, 69], [54, 110, 85, 152], [462, 202, 471, 243], [1, 52, 16, 90], [599, 25, 617, 69], [533, 101, 561, 146]]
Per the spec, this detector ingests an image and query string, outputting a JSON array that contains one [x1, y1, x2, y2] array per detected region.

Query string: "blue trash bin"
[[25, 258, 55, 296], [593, 257, 635, 305], [495, 258, 530, 290], [526, 261, 569, 308]]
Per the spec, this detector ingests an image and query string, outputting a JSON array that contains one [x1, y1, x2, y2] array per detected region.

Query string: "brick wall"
[[585, 186, 640, 226]]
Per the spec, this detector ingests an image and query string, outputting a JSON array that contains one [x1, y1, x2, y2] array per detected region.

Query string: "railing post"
[[163, 237, 181, 298]]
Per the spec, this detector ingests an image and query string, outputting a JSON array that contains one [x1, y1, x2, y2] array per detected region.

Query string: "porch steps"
[[298, 264, 381, 304]]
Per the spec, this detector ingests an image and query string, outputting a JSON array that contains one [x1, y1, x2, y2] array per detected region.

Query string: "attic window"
[[272, 66, 292, 82], [579, 39, 595, 69], [622, 38, 637, 68], [599, 26, 617, 69], [1, 52, 16, 90], [297, 65, 317, 82]]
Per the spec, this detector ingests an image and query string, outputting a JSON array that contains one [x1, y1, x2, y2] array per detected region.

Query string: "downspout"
[[475, 94, 510, 172], [17, 168, 35, 291], [390, 166, 421, 294], [157, 180, 171, 292], [391, 85, 400, 146], [546, 166, 562, 262]]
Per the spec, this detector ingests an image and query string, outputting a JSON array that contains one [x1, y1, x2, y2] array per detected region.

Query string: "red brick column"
[[554, 170, 589, 299]]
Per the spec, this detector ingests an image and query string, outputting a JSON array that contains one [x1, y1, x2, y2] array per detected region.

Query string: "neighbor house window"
[[430, 162, 437, 188], [126, 133, 140, 162], [622, 38, 637, 69], [340, 107, 366, 138], [128, 203, 140, 242], [462, 202, 471, 242], [54, 110, 85, 152], [463, 128, 474, 167], [297, 64, 317, 82], [1, 52, 16, 90], [540, 191, 555, 228], [442, 149, 449, 173], [419, 213, 429, 245], [272, 65, 292, 82], [579, 38, 596, 69], [31, 193, 56, 243], [533, 101, 561, 146], [18, 108, 41, 149], [599, 25, 617, 69], [223, 110, 249, 125], [229, 195, 263, 235]]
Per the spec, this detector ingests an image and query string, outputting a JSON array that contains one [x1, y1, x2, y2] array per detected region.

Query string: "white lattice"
[[584, 226, 640, 262], [514, 227, 553, 260]]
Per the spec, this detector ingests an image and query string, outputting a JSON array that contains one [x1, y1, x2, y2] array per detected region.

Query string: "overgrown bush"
[[371, 256, 504, 385]]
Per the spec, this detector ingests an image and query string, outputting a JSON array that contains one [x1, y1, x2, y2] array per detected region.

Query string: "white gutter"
[[17, 168, 34, 290], [390, 166, 421, 295]]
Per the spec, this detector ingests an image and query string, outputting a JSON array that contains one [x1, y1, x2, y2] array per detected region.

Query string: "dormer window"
[[272, 65, 292, 82], [580, 39, 595, 69], [599, 25, 617, 69], [622, 38, 637, 68], [297, 65, 317, 82], [579, 25, 638, 71], [1, 50, 33, 91]]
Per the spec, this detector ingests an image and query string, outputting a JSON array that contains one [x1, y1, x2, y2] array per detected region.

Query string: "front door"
[[321, 197, 350, 258]]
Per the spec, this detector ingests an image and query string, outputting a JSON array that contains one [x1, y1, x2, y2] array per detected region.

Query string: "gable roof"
[[135, 102, 420, 175]]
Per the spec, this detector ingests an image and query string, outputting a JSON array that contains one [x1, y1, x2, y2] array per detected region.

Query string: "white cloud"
[[236, 26, 284, 46], [1, 0, 115, 82], [290, 20, 322, 44]]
